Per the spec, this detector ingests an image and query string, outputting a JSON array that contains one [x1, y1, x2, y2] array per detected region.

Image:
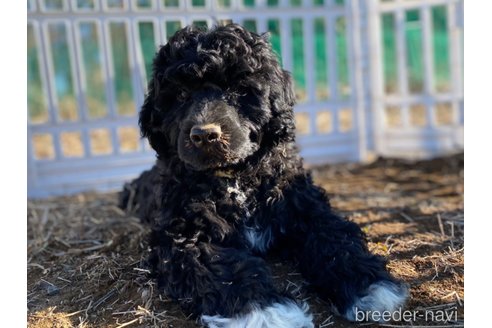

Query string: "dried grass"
[[28, 154, 464, 327]]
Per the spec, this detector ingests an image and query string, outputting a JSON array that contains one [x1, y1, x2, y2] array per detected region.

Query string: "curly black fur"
[[120, 24, 407, 326]]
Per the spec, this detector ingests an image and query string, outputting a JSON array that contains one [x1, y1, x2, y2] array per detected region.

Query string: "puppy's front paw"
[[344, 280, 409, 323], [201, 300, 314, 328]]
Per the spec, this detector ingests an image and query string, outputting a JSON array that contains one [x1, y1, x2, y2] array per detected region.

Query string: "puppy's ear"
[[139, 76, 169, 156], [139, 77, 156, 138], [266, 69, 297, 145], [279, 70, 296, 108]]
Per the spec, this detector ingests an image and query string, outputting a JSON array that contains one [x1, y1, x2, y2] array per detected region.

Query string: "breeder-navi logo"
[[355, 306, 458, 324]]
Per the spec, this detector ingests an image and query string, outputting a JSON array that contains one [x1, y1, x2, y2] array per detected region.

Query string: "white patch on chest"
[[226, 184, 247, 205], [224, 181, 273, 253], [244, 226, 273, 253]]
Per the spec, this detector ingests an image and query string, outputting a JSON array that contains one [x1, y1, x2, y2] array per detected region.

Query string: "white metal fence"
[[369, 0, 463, 158], [27, 0, 464, 198]]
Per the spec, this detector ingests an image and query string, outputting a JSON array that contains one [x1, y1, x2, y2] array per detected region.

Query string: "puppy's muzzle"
[[190, 124, 222, 147]]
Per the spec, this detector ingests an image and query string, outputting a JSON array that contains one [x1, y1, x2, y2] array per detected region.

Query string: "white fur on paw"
[[201, 301, 314, 328], [344, 280, 409, 322]]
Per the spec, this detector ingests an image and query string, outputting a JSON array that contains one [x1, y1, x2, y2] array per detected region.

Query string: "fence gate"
[[368, 0, 464, 158], [27, 0, 463, 198]]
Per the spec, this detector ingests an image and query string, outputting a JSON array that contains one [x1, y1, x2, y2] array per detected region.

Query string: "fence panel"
[[27, 0, 463, 198], [368, 0, 463, 158]]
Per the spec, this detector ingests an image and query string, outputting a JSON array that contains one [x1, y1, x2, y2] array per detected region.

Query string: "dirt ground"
[[27, 154, 464, 328]]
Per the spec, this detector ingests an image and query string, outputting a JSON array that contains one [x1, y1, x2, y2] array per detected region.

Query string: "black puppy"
[[120, 23, 408, 327]]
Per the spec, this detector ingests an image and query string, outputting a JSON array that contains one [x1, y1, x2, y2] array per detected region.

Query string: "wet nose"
[[190, 124, 222, 147]]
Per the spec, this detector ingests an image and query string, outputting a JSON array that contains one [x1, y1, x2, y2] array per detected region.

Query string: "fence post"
[[27, 128, 38, 196], [367, 0, 385, 156], [448, 0, 464, 129], [347, 0, 367, 162]]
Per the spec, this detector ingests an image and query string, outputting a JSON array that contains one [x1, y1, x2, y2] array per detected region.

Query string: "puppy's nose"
[[190, 124, 222, 147]]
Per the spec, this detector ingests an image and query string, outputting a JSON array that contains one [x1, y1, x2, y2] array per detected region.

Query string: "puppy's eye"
[[176, 90, 189, 101], [249, 130, 260, 143]]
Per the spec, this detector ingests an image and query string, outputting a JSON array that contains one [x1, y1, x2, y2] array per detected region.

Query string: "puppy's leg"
[[280, 177, 408, 323], [149, 223, 313, 328], [118, 164, 160, 223]]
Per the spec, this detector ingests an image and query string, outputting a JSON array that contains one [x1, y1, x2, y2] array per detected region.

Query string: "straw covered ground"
[[27, 154, 464, 328]]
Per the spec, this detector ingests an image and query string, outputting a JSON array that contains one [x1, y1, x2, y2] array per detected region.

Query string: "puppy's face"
[[168, 83, 267, 171], [140, 24, 296, 171]]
